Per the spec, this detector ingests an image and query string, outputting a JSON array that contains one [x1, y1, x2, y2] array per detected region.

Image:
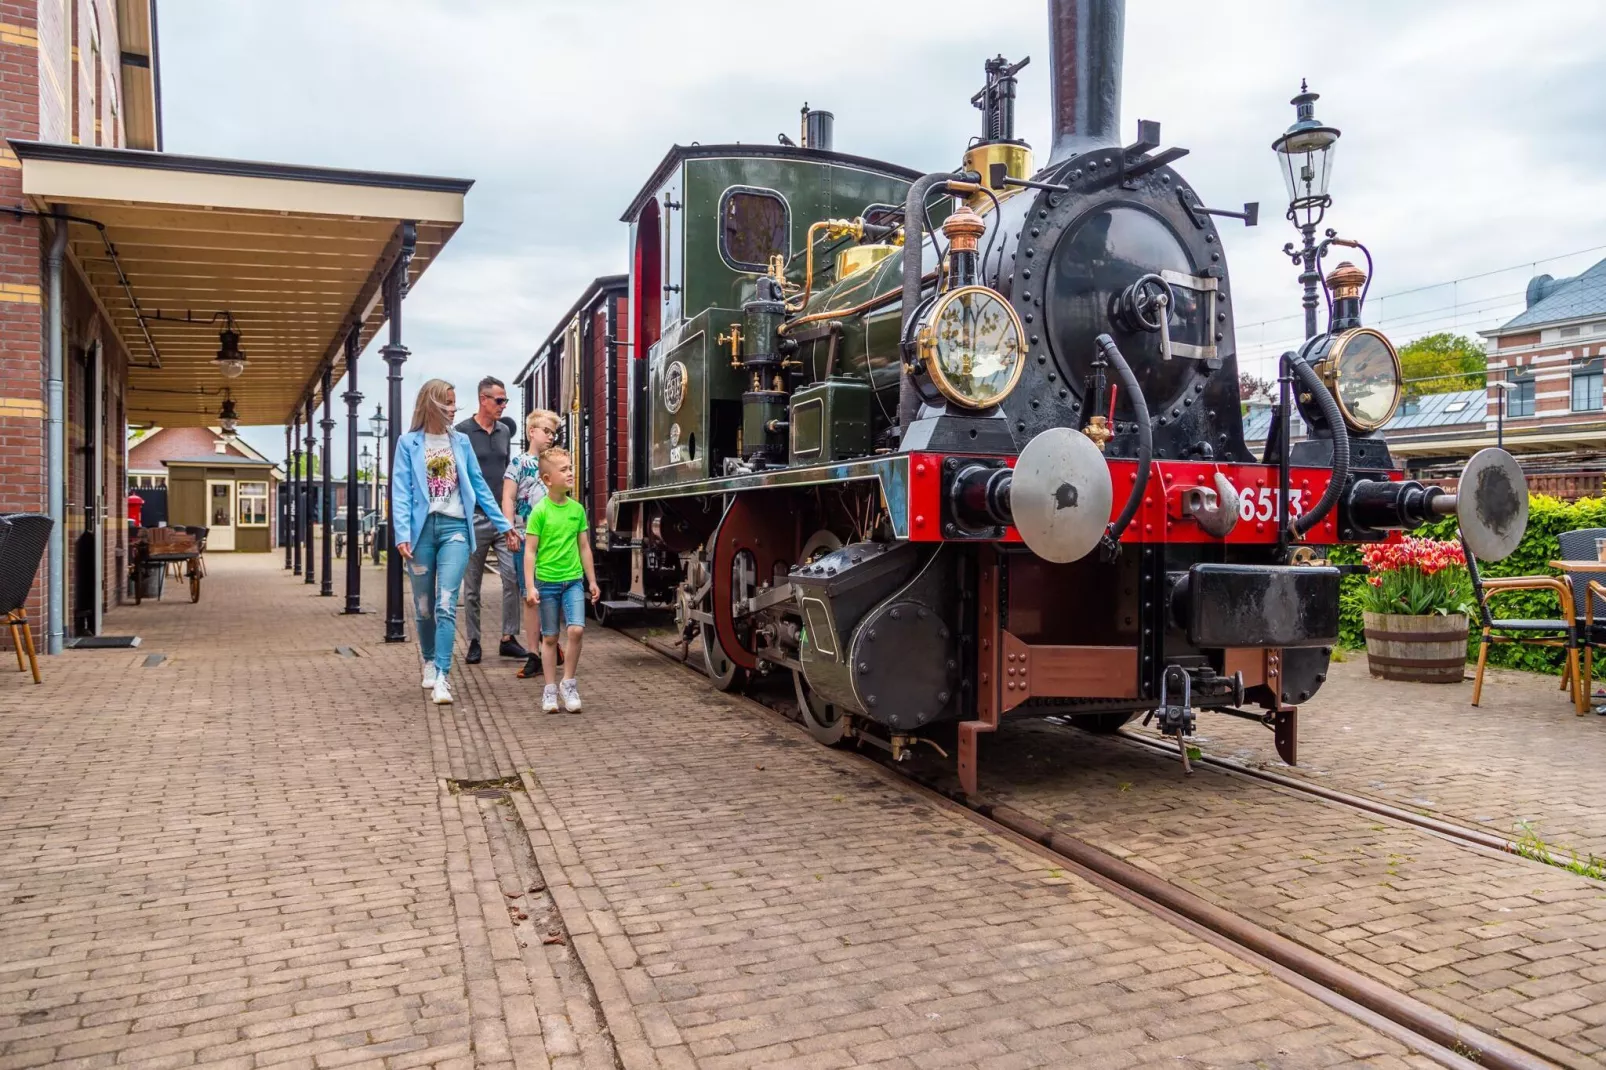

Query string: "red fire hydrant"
[[128, 492, 144, 528]]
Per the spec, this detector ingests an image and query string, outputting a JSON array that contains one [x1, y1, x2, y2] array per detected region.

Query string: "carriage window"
[[719, 187, 790, 272]]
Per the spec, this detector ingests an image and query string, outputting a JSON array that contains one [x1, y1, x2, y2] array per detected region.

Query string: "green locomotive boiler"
[[514, 0, 1528, 793]]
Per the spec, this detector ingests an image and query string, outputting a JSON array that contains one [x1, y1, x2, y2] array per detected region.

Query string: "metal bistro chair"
[[0, 513, 53, 685], [1464, 534, 1587, 714], [1556, 527, 1606, 713]]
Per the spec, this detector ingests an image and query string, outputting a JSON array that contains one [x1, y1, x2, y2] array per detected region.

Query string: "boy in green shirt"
[[522, 448, 601, 713]]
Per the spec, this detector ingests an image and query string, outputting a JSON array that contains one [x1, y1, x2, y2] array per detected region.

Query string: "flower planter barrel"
[[1363, 611, 1469, 683]]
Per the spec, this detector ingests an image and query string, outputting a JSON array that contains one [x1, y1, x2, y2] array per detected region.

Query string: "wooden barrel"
[[1363, 612, 1469, 683]]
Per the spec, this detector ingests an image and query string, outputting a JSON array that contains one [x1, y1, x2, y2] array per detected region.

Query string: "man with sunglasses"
[[455, 376, 528, 664]]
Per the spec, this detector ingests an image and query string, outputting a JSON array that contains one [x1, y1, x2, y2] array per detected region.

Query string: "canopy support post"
[[292, 417, 302, 575], [319, 367, 335, 596], [303, 400, 315, 586], [343, 328, 364, 613], [383, 223, 416, 644]]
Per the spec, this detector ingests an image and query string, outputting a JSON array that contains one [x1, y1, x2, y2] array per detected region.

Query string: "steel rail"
[[1115, 729, 1521, 855], [623, 628, 1559, 1070]]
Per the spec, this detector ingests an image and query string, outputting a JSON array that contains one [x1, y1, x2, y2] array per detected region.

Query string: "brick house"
[[1, 2, 471, 651]]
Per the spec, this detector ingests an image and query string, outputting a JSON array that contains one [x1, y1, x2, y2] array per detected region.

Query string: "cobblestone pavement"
[[0, 552, 1526, 1069], [0, 554, 610, 1070], [918, 717, 1606, 1068], [1132, 656, 1606, 860]]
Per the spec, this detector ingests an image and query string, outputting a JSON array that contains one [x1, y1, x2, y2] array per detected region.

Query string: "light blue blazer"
[[391, 429, 512, 553]]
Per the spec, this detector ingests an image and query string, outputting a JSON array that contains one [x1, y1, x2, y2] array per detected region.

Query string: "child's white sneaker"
[[561, 678, 582, 713], [431, 675, 453, 705], [422, 663, 439, 690], [542, 684, 560, 714]]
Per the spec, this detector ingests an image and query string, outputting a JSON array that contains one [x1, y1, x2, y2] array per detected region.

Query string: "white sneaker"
[[542, 684, 560, 714], [422, 663, 439, 690], [431, 675, 454, 705], [560, 679, 582, 713]]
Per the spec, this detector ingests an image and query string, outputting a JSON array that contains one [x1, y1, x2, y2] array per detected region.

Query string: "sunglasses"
[[482, 396, 509, 406]]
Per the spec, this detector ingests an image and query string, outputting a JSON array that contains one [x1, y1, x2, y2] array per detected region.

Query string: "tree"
[[290, 454, 319, 477], [1397, 332, 1486, 398], [1239, 372, 1276, 403]]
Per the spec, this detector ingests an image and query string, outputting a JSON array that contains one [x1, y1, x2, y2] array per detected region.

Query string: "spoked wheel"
[[700, 548, 756, 692], [793, 670, 849, 746], [792, 528, 848, 744], [700, 621, 748, 690]]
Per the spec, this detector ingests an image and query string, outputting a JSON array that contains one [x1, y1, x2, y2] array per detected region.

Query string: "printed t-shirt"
[[506, 453, 546, 522], [423, 433, 464, 517], [525, 496, 586, 582]]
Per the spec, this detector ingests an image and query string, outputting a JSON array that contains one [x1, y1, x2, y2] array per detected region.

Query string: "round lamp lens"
[[1330, 329, 1401, 430], [923, 287, 1024, 408]]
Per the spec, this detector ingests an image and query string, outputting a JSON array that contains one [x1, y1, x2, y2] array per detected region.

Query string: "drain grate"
[[447, 775, 525, 796]]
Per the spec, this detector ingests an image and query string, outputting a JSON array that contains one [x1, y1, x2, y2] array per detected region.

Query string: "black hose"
[[1289, 356, 1349, 538], [898, 172, 963, 430], [1095, 334, 1150, 554]]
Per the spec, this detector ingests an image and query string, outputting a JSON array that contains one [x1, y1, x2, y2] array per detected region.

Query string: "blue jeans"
[[405, 514, 471, 675], [511, 543, 527, 598], [537, 579, 586, 637]]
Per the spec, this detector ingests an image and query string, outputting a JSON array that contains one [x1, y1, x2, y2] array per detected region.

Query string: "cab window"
[[719, 187, 789, 272]]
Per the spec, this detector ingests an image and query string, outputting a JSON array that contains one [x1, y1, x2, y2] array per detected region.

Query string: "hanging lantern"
[[218, 395, 239, 434], [216, 326, 247, 379]]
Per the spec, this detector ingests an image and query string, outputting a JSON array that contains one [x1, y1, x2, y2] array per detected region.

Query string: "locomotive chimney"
[[1047, 0, 1125, 165]]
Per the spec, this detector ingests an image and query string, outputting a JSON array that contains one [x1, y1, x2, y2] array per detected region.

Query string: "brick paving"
[[1133, 656, 1606, 861], [930, 718, 1606, 1068], [0, 551, 1537, 1069]]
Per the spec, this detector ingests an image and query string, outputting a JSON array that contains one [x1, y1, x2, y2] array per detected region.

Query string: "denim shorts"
[[537, 578, 586, 636]]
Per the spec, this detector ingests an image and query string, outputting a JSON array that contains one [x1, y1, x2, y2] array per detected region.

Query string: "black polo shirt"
[[455, 415, 516, 512]]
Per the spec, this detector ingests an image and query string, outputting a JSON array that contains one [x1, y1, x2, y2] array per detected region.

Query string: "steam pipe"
[[898, 172, 964, 430], [1047, 0, 1125, 165], [1095, 334, 1150, 552], [1288, 357, 1349, 538]]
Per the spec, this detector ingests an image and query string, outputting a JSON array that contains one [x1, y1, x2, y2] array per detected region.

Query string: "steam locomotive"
[[514, 0, 1528, 793]]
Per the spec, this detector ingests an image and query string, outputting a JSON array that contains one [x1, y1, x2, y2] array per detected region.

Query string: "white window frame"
[[237, 481, 270, 527]]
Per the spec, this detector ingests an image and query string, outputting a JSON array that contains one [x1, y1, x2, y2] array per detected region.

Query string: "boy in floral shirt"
[[503, 409, 559, 679]]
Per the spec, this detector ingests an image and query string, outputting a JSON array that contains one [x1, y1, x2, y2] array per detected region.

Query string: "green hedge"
[[1334, 495, 1606, 673]]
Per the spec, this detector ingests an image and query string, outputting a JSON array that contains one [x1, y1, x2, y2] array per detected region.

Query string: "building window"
[[1572, 361, 1603, 412], [1506, 376, 1535, 418], [238, 482, 269, 527], [1560, 326, 1582, 339], [718, 186, 790, 272]]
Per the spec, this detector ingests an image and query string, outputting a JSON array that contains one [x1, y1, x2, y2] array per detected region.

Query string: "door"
[[207, 480, 236, 550]]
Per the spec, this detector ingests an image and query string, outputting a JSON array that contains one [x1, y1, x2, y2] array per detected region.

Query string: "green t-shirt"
[[525, 496, 587, 583]]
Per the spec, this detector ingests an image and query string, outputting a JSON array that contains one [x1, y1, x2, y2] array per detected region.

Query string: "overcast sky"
[[157, 0, 1606, 469]]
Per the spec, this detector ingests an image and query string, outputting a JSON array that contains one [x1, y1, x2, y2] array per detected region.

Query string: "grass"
[[1514, 821, 1606, 881]]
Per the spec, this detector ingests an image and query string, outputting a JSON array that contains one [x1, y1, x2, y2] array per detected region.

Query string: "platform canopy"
[[10, 140, 471, 426]]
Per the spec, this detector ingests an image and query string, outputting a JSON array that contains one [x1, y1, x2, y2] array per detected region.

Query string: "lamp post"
[[1273, 81, 1341, 340], [368, 403, 388, 565], [1492, 378, 1514, 450]]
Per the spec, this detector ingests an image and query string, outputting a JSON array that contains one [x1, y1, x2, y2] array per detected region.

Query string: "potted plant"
[[1360, 536, 1473, 683]]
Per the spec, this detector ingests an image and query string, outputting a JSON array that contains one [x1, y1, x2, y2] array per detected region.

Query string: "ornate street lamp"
[[1273, 81, 1341, 339]]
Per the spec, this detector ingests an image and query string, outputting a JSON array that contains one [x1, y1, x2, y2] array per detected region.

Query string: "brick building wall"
[[0, 1, 46, 638], [1486, 325, 1606, 436]]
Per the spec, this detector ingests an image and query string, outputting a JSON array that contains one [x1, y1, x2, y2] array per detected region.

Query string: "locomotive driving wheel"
[[700, 548, 756, 691], [793, 530, 849, 746]]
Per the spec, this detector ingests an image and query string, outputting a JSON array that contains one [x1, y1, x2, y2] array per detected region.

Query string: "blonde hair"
[[525, 408, 560, 437], [537, 447, 570, 476], [410, 379, 455, 433]]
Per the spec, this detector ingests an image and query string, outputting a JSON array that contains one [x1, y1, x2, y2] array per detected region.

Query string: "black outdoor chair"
[[1464, 533, 1586, 714], [0, 513, 53, 685], [1556, 527, 1606, 710]]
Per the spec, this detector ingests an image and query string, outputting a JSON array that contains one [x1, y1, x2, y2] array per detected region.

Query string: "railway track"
[[620, 623, 1560, 1070]]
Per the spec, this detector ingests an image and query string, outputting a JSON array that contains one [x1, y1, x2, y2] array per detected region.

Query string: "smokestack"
[[1047, 0, 1124, 165]]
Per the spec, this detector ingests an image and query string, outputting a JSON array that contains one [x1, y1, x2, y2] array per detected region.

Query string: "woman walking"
[[392, 379, 517, 704]]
